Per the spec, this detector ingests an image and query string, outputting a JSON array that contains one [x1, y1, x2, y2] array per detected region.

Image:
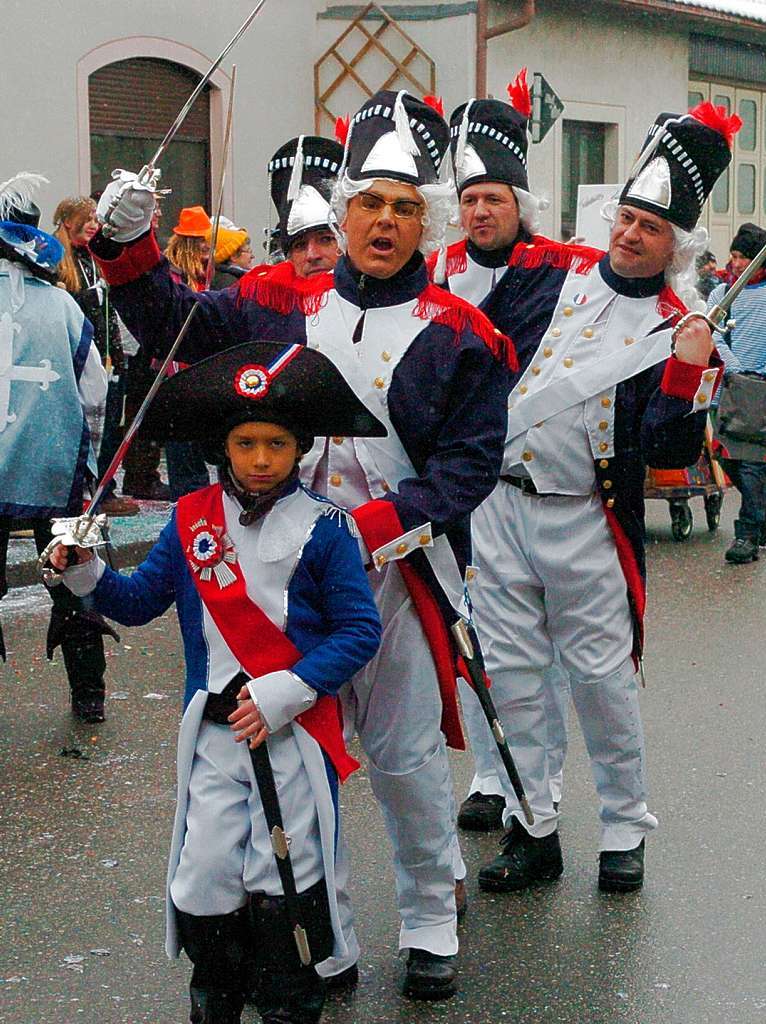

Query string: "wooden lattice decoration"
[[314, 3, 436, 135]]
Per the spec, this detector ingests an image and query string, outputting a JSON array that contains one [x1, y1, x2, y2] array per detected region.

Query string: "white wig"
[[512, 186, 549, 236]]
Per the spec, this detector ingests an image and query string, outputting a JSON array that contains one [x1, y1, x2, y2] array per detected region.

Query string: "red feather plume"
[[507, 68, 532, 120], [423, 94, 445, 118], [688, 100, 742, 148], [334, 115, 350, 147]]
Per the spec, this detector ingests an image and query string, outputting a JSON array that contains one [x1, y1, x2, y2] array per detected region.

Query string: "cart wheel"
[[704, 492, 723, 532], [669, 500, 693, 541]]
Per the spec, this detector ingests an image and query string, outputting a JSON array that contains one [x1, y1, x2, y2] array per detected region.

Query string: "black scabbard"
[[248, 740, 314, 966]]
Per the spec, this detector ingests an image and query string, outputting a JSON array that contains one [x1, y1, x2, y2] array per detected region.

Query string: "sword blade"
[[85, 303, 201, 516], [147, 0, 267, 173], [708, 240, 766, 324], [204, 64, 238, 292]]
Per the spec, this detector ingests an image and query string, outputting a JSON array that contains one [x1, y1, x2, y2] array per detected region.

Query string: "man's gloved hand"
[[96, 168, 159, 243]]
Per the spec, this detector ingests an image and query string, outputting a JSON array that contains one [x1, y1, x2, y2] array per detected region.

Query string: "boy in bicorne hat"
[[50, 341, 383, 1024]]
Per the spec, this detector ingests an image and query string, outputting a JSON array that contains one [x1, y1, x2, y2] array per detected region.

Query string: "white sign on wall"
[[575, 184, 620, 249]]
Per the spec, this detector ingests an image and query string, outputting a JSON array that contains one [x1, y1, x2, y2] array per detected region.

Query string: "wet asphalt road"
[[1, 493, 765, 1024]]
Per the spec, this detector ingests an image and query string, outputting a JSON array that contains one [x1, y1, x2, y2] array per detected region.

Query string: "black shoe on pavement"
[[402, 949, 457, 1001], [324, 964, 359, 994], [598, 839, 645, 893], [478, 818, 563, 893], [71, 694, 105, 723], [457, 792, 505, 832], [725, 537, 759, 563]]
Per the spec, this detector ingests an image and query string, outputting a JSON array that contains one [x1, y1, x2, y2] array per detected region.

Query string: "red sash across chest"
[[176, 483, 358, 781]]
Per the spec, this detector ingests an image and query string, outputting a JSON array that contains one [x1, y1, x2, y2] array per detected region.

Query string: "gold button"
[[375, 554, 387, 567], [563, 306, 573, 317], [519, 384, 528, 395], [696, 393, 708, 404], [603, 479, 613, 490], [332, 436, 343, 445], [599, 420, 609, 431], [419, 534, 430, 546], [532, 366, 541, 376], [551, 328, 561, 338], [534, 421, 543, 428], [599, 442, 609, 453], [395, 543, 408, 555], [601, 397, 611, 408], [330, 474, 342, 487], [563, 357, 574, 368], [624, 336, 635, 346], [583, 327, 594, 338], [374, 377, 385, 389], [703, 370, 716, 382], [606, 497, 615, 508], [599, 459, 609, 468], [522, 450, 534, 462], [466, 569, 476, 582], [543, 347, 553, 358], [382, 482, 391, 492], [382, 350, 391, 362]]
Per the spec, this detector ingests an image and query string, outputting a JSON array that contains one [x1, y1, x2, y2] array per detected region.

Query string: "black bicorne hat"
[[143, 341, 387, 445], [343, 89, 449, 187], [618, 102, 741, 232], [268, 136, 344, 254], [449, 70, 532, 195]]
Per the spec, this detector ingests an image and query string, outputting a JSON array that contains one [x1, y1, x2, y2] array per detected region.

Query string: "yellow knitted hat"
[[210, 226, 249, 263]]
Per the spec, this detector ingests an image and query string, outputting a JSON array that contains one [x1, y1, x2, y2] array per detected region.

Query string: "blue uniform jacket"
[[88, 496, 381, 711]]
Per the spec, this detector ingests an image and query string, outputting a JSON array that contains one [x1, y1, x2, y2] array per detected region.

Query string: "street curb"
[[7, 539, 155, 590]]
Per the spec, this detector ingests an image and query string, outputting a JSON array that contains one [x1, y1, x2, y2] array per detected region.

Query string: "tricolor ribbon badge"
[[186, 517, 238, 589], [573, 292, 588, 306], [234, 343, 303, 400]]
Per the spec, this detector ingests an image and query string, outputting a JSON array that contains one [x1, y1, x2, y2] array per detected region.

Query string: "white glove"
[[96, 168, 159, 243]]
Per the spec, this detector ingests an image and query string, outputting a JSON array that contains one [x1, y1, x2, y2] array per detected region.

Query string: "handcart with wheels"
[[645, 422, 727, 542]]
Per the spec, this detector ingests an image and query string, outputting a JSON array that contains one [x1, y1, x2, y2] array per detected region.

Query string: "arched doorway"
[[88, 57, 211, 246]]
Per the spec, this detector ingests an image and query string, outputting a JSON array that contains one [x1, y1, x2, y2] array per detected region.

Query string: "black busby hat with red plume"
[[449, 69, 532, 195], [340, 89, 449, 187], [619, 102, 742, 232], [268, 135, 344, 254]]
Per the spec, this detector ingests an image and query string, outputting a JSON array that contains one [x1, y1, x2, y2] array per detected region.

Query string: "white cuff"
[[690, 367, 719, 413], [246, 670, 317, 734], [64, 555, 106, 596], [371, 522, 433, 572]]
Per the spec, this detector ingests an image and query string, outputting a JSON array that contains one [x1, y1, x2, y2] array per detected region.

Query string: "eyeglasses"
[[355, 191, 424, 220]]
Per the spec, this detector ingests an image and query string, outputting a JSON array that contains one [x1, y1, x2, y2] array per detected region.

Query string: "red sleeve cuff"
[[660, 353, 723, 403], [91, 230, 162, 286]]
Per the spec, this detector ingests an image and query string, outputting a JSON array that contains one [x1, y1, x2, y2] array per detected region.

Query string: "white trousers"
[[471, 482, 658, 851], [170, 721, 323, 914], [458, 655, 570, 804], [343, 565, 459, 956]]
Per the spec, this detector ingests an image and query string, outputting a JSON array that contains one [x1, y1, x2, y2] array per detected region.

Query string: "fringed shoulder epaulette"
[[319, 504, 359, 537], [414, 283, 518, 370], [426, 239, 468, 281], [509, 234, 604, 276], [657, 284, 687, 322], [237, 259, 334, 317]]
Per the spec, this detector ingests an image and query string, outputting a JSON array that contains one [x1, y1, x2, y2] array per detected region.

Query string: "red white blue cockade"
[[185, 517, 238, 589], [233, 343, 303, 401]]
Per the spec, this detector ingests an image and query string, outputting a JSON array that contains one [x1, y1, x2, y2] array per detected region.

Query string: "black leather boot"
[[598, 839, 645, 893], [249, 880, 334, 1024], [402, 949, 457, 1001], [478, 817, 563, 892], [175, 904, 252, 1024], [457, 792, 505, 832]]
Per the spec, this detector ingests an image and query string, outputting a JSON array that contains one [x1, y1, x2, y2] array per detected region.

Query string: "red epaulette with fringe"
[[426, 239, 468, 281], [414, 283, 518, 370], [509, 235, 604, 276], [237, 260, 334, 316], [657, 284, 687, 322]]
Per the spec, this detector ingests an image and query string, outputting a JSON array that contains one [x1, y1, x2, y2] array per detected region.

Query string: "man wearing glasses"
[[90, 89, 513, 1002]]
